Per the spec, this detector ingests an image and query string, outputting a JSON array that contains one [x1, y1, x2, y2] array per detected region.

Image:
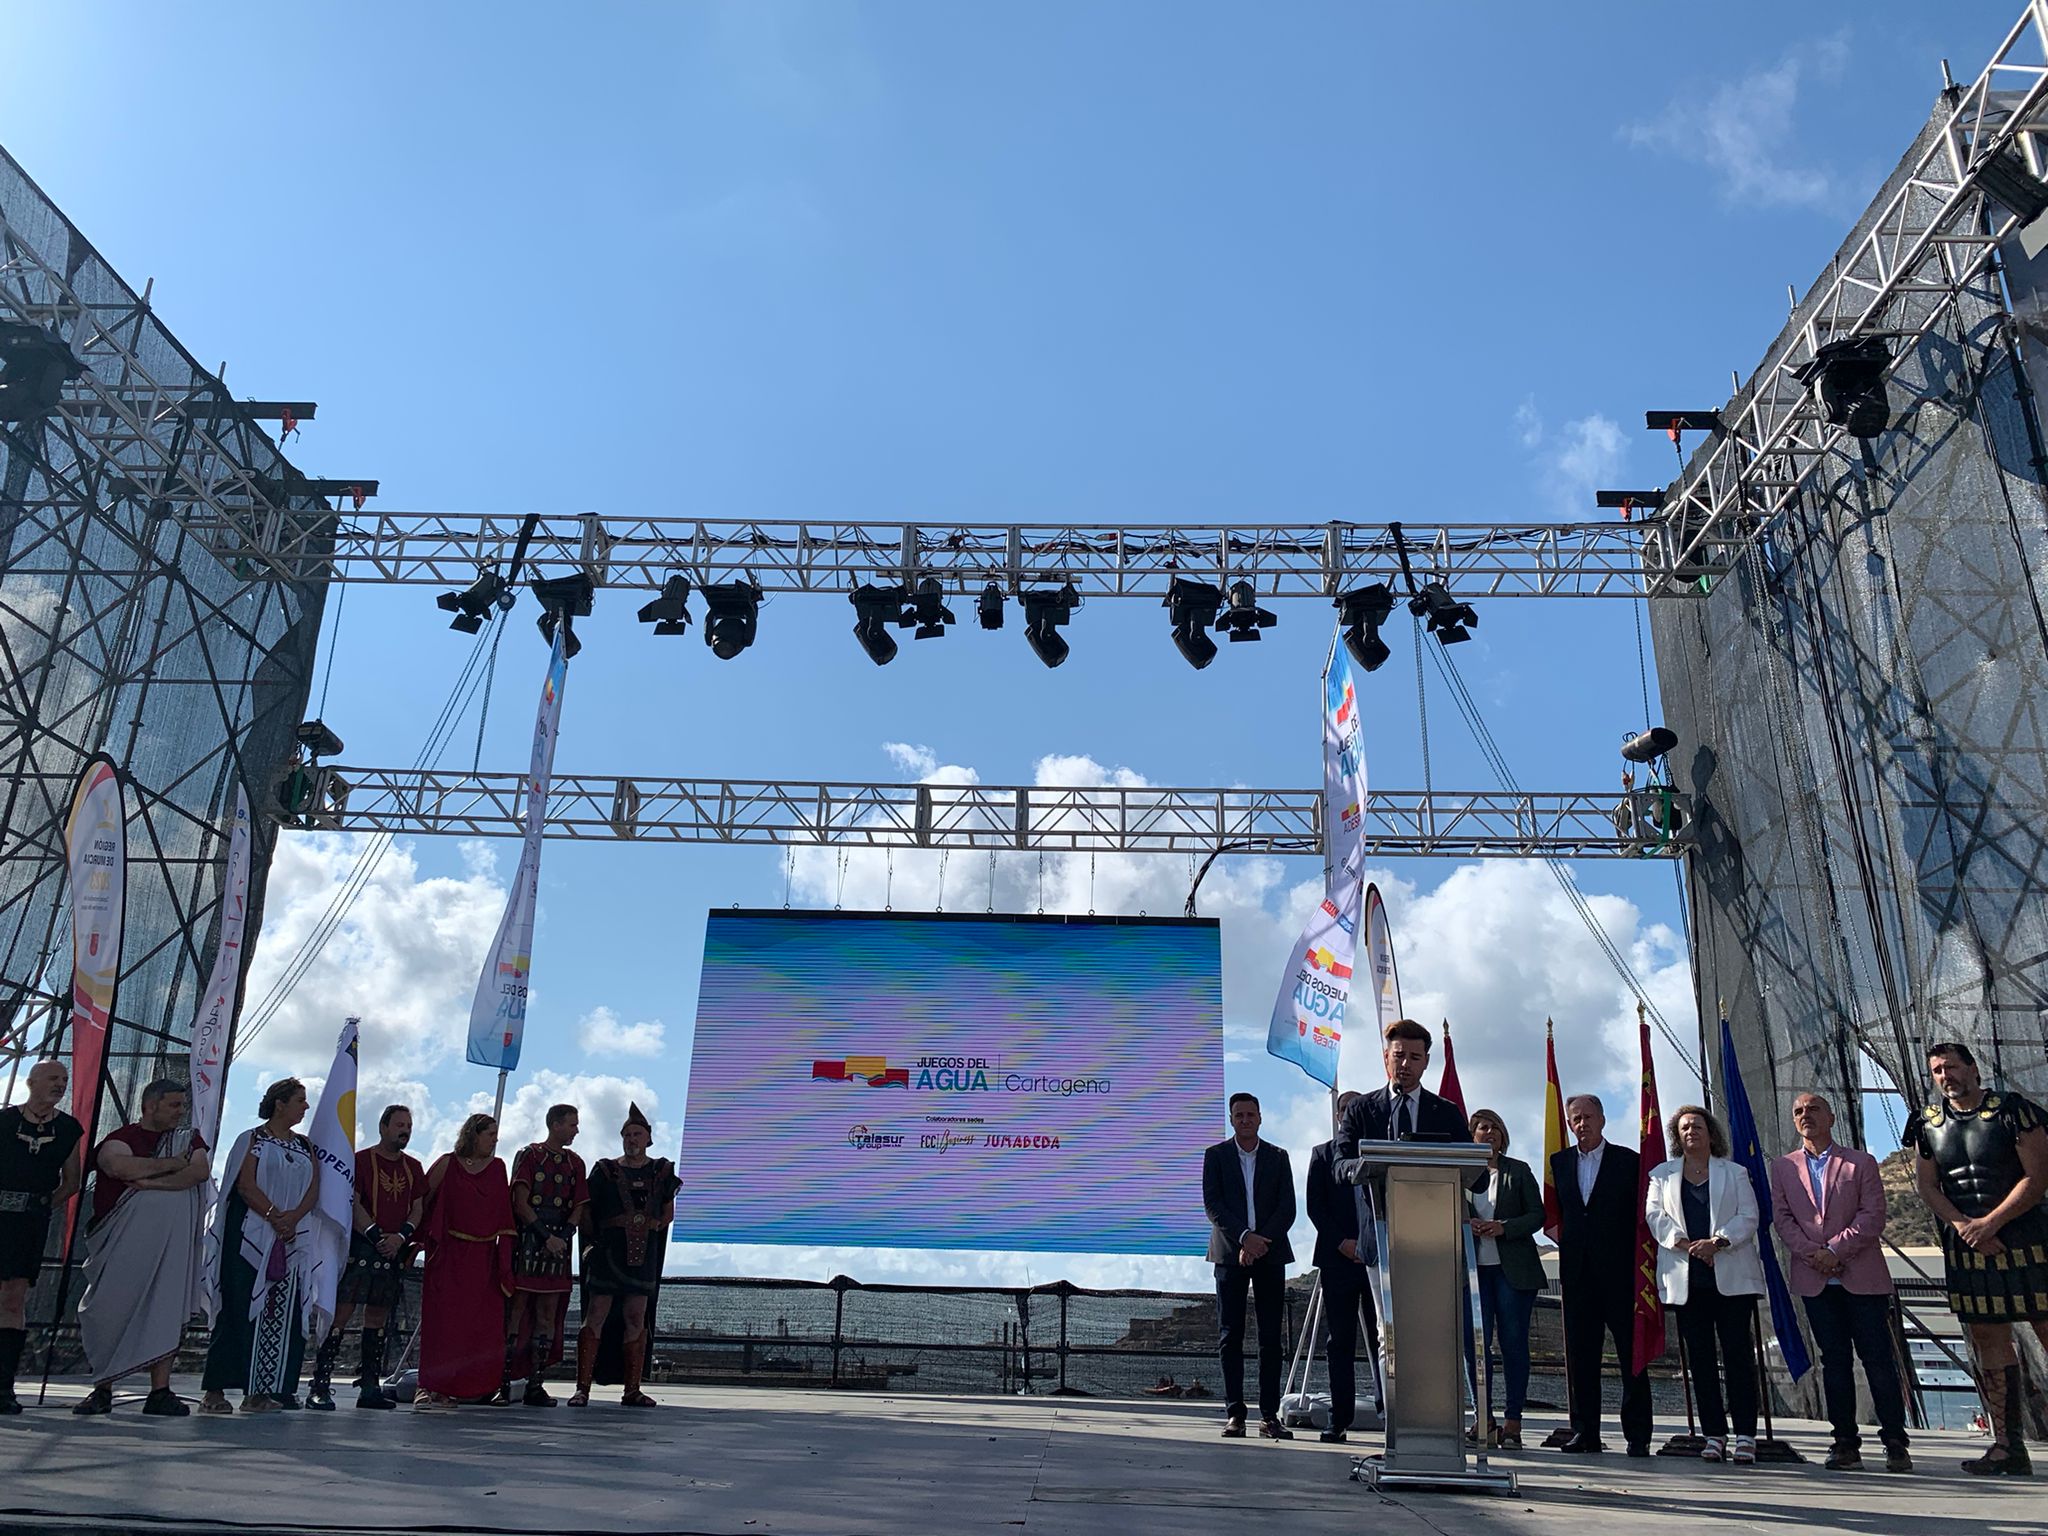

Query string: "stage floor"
[[0, 1378, 2038, 1536]]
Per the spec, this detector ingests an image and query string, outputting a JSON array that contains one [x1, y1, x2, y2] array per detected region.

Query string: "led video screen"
[[675, 910, 1224, 1256]]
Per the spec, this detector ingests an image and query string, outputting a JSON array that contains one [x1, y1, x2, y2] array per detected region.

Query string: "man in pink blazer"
[[1768, 1092, 1910, 1473]]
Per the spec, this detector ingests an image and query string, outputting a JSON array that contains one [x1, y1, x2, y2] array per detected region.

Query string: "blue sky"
[[1, 3, 2015, 1286]]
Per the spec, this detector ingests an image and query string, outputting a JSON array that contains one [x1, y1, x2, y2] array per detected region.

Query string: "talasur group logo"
[[812, 1056, 911, 1088], [846, 1124, 905, 1149]]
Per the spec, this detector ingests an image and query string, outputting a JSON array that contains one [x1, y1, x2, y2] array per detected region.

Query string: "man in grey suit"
[[1202, 1092, 1296, 1440]]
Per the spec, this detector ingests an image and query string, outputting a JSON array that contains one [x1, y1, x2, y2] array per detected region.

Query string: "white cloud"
[[1515, 404, 1627, 516], [1626, 34, 1850, 210], [882, 741, 938, 778], [1511, 395, 1543, 449], [577, 1004, 666, 1059], [466, 1069, 675, 1163]]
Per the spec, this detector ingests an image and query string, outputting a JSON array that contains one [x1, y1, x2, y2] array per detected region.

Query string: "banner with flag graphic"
[[1541, 1020, 1566, 1243], [1631, 1010, 1666, 1374], [467, 632, 570, 1070], [1719, 1014, 1812, 1381], [1265, 635, 1369, 1088], [1436, 1020, 1467, 1117], [63, 756, 125, 1149], [188, 785, 251, 1147], [305, 1017, 360, 1344]]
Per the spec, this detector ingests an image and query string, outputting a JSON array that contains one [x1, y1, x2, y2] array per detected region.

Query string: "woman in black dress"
[[569, 1103, 676, 1407]]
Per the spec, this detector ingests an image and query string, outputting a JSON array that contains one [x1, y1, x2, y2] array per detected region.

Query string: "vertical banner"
[[467, 633, 569, 1071], [1630, 1010, 1666, 1374], [305, 1017, 359, 1343], [1265, 635, 1368, 1088], [1362, 883, 1401, 1038], [188, 785, 251, 1147], [63, 756, 126, 1137], [1719, 1014, 1812, 1380]]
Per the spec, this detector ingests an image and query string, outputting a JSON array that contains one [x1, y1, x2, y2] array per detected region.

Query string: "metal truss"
[[1662, 5, 2048, 577], [318, 768, 1690, 859]]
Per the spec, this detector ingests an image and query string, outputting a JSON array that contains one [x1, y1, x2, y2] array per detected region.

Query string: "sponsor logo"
[[1305, 944, 1353, 980], [846, 1124, 905, 1150], [1335, 679, 1355, 727], [918, 1130, 977, 1153], [812, 1057, 911, 1088], [982, 1133, 1061, 1151]]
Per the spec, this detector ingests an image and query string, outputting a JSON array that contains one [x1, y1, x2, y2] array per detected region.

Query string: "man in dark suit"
[[1307, 1090, 1382, 1444], [1549, 1092, 1651, 1455], [1202, 1092, 1296, 1440], [1331, 1019, 1473, 1192]]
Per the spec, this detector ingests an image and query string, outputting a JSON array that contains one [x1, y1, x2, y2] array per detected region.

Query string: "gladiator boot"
[[621, 1330, 656, 1408], [307, 1330, 340, 1409], [524, 1334, 556, 1406], [0, 1327, 25, 1414], [1963, 1364, 2033, 1476], [356, 1327, 394, 1410], [568, 1323, 596, 1407], [490, 1335, 517, 1406]]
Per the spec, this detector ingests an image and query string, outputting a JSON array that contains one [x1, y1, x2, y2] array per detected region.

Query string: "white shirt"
[[1804, 1145, 1841, 1286], [1472, 1168, 1501, 1265], [1576, 1140, 1606, 1204], [1237, 1142, 1259, 1239]]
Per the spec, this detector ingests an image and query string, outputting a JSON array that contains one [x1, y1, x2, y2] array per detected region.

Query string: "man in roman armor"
[[572, 1102, 676, 1407], [308, 1104, 425, 1410], [0, 1060, 83, 1411], [504, 1103, 587, 1405]]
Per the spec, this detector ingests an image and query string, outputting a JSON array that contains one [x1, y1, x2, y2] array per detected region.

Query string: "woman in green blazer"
[[1467, 1107, 1546, 1447]]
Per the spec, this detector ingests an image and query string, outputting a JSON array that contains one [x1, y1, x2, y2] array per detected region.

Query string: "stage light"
[[305, 768, 353, 831], [294, 719, 345, 760], [908, 578, 956, 641], [1977, 146, 2048, 226], [1795, 336, 1891, 441], [976, 583, 1005, 630], [637, 575, 692, 637], [851, 583, 910, 666], [700, 580, 762, 660], [0, 322, 83, 424], [1164, 579, 1222, 670], [1335, 583, 1396, 673], [532, 572, 595, 659], [1217, 580, 1277, 644], [1621, 726, 1679, 764], [435, 570, 512, 634], [1611, 787, 1689, 850], [1021, 583, 1080, 669], [1408, 582, 1477, 645]]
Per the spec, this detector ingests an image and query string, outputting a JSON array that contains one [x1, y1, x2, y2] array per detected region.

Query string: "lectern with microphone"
[[1346, 1137, 1514, 1493]]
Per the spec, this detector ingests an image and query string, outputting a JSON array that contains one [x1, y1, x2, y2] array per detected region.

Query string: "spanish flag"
[[1540, 1019, 1565, 1244]]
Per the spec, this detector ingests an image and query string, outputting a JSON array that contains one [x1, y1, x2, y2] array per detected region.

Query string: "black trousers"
[[1561, 1277, 1651, 1447], [1802, 1287, 1908, 1450], [1676, 1282, 1758, 1440], [1215, 1258, 1286, 1421], [1319, 1260, 1382, 1431]]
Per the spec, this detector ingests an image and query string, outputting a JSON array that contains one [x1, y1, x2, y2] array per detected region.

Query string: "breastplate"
[[1920, 1102, 2024, 1219]]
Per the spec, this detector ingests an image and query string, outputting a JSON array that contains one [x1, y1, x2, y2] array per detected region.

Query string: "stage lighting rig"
[[1335, 583, 1396, 673], [0, 321, 83, 423], [1021, 583, 1080, 669], [532, 572, 595, 659], [1621, 726, 1678, 764], [908, 577, 956, 641], [637, 575, 693, 637], [1409, 582, 1477, 645], [294, 719, 345, 761], [1976, 145, 2048, 227], [1611, 785, 1689, 852], [976, 582, 1005, 630], [700, 579, 762, 660], [1164, 579, 1222, 670], [1795, 336, 1891, 441], [1217, 580, 1277, 643], [435, 570, 512, 634], [851, 583, 911, 666]]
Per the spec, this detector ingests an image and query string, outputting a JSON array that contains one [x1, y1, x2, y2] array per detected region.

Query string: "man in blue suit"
[[1202, 1092, 1296, 1440]]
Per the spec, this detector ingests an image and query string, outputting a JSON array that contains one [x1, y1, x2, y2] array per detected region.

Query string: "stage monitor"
[[674, 909, 1224, 1256]]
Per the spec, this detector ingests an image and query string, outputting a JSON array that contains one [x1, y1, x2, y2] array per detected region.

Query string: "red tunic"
[[418, 1156, 512, 1398], [89, 1124, 207, 1226], [355, 1148, 426, 1232]]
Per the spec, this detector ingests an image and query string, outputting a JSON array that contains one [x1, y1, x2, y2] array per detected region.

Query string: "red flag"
[[1436, 1019, 1467, 1116], [1631, 1008, 1667, 1374], [1541, 1020, 1565, 1243]]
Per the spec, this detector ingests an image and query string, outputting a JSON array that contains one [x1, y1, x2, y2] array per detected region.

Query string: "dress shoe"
[[1559, 1434, 1605, 1454], [1319, 1429, 1348, 1444], [1259, 1419, 1294, 1440], [1221, 1416, 1246, 1438], [1626, 1443, 1651, 1459], [357, 1386, 397, 1411]]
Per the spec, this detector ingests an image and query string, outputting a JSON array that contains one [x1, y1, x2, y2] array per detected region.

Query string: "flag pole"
[[492, 1069, 508, 1126]]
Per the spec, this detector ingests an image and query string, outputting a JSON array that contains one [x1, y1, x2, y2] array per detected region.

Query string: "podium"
[[1347, 1138, 1514, 1494]]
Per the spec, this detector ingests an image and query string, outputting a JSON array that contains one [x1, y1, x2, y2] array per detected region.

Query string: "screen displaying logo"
[[812, 1057, 910, 1088]]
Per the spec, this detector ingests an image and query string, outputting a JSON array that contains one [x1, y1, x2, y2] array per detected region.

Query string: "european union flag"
[[1719, 1016, 1812, 1380]]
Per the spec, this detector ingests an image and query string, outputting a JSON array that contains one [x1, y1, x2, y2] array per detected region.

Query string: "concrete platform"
[[0, 1378, 2039, 1536]]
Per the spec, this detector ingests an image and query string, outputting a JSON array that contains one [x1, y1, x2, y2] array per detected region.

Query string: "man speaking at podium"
[[1333, 1020, 1473, 1191]]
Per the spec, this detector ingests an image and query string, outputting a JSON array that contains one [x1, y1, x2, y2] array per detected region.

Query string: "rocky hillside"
[[1880, 1147, 1941, 1249]]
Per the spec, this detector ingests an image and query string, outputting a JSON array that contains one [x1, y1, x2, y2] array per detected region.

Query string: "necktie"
[[1398, 1094, 1415, 1139]]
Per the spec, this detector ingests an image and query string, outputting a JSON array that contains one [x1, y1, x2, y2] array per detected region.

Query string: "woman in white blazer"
[[1645, 1105, 1765, 1465]]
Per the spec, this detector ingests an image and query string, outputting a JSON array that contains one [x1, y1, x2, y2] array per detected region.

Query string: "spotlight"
[[293, 719, 345, 760], [700, 579, 762, 660], [851, 583, 910, 666], [532, 571, 595, 659], [1611, 787, 1690, 850], [1217, 580, 1278, 644], [1021, 583, 1080, 669], [976, 582, 1005, 630], [1335, 583, 1396, 673], [1795, 335, 1890, 441], [0, 321, 83, 424], [1164, 579, 1223, 670], [636, 574, 693, 636], [1621, 726, 1679, 764], [908, 577, 956, 641], [1408, 582, 1477, 645], [1976, 146, 2048, 226], [436, 570, 511, 634]]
